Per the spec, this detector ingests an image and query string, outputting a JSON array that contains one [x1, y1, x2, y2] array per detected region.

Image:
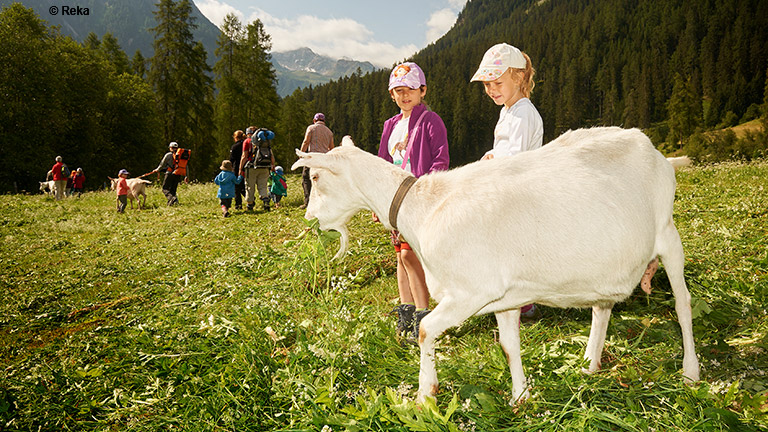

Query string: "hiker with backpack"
[[149, 141, 190, 206], [50, 156, 70, 201], [239, 127, 276, 212]]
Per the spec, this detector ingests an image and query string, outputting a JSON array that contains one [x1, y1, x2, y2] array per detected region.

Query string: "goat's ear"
[[291, 149, 311, 171], [291, 150, 340, 174], [341, 135, 356, 147]]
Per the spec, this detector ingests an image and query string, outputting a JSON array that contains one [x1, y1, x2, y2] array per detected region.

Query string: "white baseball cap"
[[470, 43, 527, 82]]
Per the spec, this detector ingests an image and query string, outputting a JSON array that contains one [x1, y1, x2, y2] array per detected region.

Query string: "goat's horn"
[[332, 226, 349, 261]]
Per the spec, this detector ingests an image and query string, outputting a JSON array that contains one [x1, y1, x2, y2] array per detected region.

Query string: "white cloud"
[[425, 8, 458, 44], [196, 0, 243, 27], [247, 9, 417, 68]]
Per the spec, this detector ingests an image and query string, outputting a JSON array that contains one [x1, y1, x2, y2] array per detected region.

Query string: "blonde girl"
[[471, 43, 543, 160]]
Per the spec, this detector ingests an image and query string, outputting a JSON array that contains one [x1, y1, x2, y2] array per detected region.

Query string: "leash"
[[388, 175, 417, 231]]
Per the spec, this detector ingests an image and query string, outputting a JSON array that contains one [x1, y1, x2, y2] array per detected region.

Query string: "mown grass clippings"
[[1, 162, 767, 431]]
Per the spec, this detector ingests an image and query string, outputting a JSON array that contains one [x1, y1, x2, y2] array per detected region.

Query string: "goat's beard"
[[332, 226, 349, 261]]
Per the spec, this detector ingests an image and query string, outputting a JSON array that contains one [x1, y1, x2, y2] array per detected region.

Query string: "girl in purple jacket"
[[375, 62, 449, 342]]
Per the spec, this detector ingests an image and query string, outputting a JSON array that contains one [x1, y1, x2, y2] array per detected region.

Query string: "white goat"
[[291, 127, 699, 403], [39, 180, 54, 195]]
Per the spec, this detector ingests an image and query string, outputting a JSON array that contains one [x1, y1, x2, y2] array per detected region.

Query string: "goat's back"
[[415, 127, 675, 307]]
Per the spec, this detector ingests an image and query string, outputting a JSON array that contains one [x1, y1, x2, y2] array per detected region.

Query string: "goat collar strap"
[[388, 175, 418, 231]]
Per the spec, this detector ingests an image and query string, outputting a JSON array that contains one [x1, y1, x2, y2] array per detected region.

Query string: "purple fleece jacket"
[[377, 103, 449, 178]]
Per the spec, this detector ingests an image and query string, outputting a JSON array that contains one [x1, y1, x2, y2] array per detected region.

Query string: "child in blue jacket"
[[269, 166, 288, 208], [215, 160, 243, 217]]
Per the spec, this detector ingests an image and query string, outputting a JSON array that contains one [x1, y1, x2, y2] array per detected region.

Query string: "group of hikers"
[[46, 156, 85, 200]]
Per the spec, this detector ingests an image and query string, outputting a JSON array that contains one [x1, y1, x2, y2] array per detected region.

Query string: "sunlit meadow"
[[1, 161, 766, 431]]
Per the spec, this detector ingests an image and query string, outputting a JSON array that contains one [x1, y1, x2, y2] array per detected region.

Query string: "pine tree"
[[149, 0, 214, 180], [241, 19, 279, 130], [131, 50, 147, 79], [666, 73, 701, 149], [213, 13, 248, 153], [102, 34, 130, 74]]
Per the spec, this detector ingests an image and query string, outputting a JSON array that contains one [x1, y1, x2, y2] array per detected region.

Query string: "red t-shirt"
[[116, 178, 129, 196], [242, 138, 253, 162], [73, 173, 85, 189], [52, 162, 64, 181]]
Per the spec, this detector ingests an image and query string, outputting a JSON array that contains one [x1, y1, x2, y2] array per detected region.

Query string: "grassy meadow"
[[1, 161, 767, 431]]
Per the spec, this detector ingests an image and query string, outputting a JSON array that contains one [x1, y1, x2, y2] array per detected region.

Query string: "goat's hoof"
[[416, 392, 436, 405], [511, 388, 530, 405]]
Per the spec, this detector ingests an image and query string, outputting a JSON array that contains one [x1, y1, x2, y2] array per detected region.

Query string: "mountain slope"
[[290, 0, 768, 165], [0, 0, 220, 64], [272, 48, 376, 97]]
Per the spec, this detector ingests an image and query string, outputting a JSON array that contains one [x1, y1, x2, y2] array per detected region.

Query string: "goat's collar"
[[388, 175, 417, 231]]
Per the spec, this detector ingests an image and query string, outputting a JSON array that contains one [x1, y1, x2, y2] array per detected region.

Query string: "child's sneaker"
[[392, 304, 416, 337]]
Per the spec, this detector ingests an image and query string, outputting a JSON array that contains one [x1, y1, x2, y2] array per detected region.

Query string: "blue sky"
[[194, 0, 467, 68]]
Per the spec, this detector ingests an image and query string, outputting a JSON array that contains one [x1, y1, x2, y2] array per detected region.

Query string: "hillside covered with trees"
[[283, 0, 768, 165]]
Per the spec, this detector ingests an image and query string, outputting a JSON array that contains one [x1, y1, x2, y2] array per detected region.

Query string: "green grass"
[[1, 162, 767, 431]]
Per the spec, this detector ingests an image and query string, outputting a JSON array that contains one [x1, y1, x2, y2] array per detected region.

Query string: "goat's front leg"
[[417, 295, 486, 403], [495, 309, 529, 402], [583, 304, 613, 373]]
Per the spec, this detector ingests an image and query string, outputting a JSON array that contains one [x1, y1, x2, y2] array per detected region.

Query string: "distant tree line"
[[0, 1, 280, 193], [0, 4, 161, 192]]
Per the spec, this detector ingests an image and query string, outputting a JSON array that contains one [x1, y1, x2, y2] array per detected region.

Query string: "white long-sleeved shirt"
[[485, 97, 543, 158]]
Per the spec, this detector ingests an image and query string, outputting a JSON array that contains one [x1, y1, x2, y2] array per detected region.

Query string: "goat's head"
[[39, 182, 48, 192], [291, 136, 367, 260], [108, 177, 118, 190]]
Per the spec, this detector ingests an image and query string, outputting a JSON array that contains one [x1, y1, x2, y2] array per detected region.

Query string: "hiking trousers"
[[244, 167, 270, 205], [162, 173, 182, 205]]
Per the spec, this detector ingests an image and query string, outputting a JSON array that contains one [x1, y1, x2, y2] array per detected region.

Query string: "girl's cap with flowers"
[[388, 62, 426, 90], [470, 43, 527, 82], [118, 169, 129, 176]]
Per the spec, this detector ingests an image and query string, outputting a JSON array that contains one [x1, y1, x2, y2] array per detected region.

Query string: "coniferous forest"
[[288, 0, 768, 164], [1, 0, 767, 193]]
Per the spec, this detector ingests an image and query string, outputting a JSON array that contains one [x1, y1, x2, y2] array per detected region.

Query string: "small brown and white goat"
[[109, 177, 151, 209], [291, 127, 699, 403]]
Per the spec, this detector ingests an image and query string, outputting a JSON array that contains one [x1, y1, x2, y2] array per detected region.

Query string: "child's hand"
[[481, 153, 494, 160], [371, 212, 380, 223]]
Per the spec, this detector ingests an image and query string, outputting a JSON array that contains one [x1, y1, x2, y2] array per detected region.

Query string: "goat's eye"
[[311, 173, 318, 182]]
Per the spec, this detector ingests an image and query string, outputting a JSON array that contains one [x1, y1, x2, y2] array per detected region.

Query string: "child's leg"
[[400, 247, 429, 309], [395, 250, 413, 304], [220, 198, 231, 216], [117, 195, 127, 213]]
